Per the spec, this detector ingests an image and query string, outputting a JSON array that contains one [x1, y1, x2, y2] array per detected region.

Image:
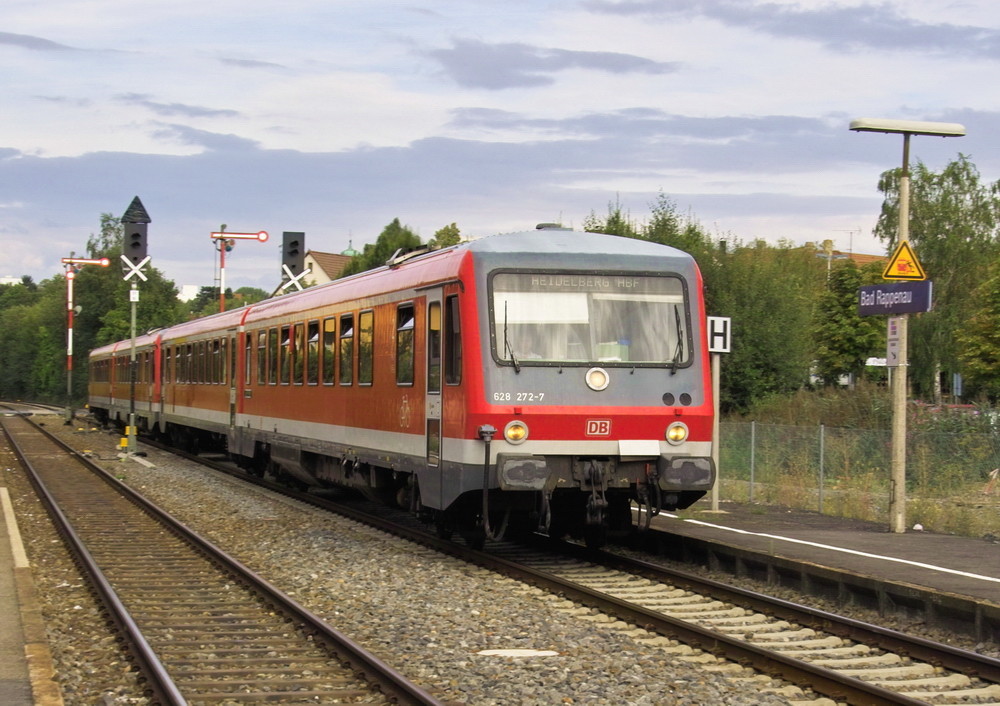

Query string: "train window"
[[268, 328, 279, 385], [322, 318, 336, 385], [293, 322, 305, 385], [280, 326, 292, 384], [445, 295, 462, 385], [213, 339, 221, 384], [245, 335, 253, 386], [396, 304, 415, 386], [359, 310, 374, 386], [489, 272, 689, 368], [307, 320, 319, 385], [164, 348, 171, 385], [339, 314, 353, 385], [427, 302, 441, 392], [229, 336, 235, 385], [185, 344, 193, 383], [257, 332, 267, 385]]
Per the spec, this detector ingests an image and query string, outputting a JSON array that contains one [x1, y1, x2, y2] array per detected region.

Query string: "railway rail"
[[146, 438, 1000, 705], [1, 412, 444, 705]]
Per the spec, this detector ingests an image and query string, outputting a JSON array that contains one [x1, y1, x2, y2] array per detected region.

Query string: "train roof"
[[90, 228, 699, 351], [466, 227, 692, 261]]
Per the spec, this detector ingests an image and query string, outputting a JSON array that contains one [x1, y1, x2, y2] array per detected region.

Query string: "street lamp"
[[210, 227, 269, 312], [849, 117, 965, 533], [61, 255, 111, 423]]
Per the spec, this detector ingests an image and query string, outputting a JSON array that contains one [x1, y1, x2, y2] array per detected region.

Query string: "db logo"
[[586, 419, 611, 436]]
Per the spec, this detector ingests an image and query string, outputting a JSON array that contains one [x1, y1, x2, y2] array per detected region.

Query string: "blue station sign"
[[858, 280, 933, 316]]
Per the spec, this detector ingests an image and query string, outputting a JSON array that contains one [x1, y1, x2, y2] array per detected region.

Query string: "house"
[[303, 242, 360, 284]]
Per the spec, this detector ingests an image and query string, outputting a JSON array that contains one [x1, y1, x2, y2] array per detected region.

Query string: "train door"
[[154, 336, 164, 423], [228, 329, 238, 428], [424, 290, 444, 502]]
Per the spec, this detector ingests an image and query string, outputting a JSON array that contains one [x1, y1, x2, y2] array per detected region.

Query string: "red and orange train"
[[89, 225, 715, 547]]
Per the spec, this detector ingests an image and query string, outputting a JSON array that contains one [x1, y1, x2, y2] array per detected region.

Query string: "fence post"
[[819, 423, 825, 514], [749, 420, 756, 503]]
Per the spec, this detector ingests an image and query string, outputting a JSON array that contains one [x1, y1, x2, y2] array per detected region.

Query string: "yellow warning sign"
[[882, 240, 926, 281]]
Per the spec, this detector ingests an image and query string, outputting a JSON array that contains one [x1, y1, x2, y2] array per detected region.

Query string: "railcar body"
[[89, 227, 715, 546]]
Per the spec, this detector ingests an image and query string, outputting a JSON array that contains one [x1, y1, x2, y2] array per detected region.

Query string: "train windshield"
[[491, 272, 690, 367]]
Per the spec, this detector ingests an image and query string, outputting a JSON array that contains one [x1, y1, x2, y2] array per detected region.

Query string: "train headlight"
[[586, 367, 610, 391], [504, 420, 529, 444], [665, 422, 688, 445]]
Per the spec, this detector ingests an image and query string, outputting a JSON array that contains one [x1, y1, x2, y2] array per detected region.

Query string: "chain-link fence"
[[716, 422, 1000, 533]]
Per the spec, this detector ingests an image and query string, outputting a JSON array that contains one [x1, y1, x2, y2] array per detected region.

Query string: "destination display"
[[857, 280, 933, 316]]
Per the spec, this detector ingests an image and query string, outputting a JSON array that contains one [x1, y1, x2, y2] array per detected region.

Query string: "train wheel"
[[435, 518, 454, 541], [460, 524, 486, 550], [583, 524, 607, 550]]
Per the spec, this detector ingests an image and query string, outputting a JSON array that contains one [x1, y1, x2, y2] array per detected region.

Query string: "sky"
[[2, 0, 1000, 294]]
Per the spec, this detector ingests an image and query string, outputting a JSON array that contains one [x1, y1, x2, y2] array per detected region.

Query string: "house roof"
[[307, 251, 353, 279]]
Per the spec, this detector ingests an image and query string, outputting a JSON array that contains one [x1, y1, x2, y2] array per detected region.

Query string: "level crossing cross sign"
[[121, 254, 150, 282], [279, 263, 312, 292], [882, 241, 926, 281]]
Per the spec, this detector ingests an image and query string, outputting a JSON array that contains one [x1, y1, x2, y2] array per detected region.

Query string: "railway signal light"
[[121, 196, 151, 270], [282, 231, 305, 278]]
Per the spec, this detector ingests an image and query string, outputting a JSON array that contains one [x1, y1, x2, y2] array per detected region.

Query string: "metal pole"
[[219, 241, 226, 313], [710, 351, 721, 511], [65, 266, 75, 424], [889, 134, 911, 534], [818, 423, 825, 514], [749, 420, 756, 503], [127, 282, 138, 455]]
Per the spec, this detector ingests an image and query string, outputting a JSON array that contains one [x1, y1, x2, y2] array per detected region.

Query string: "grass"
[[721, 382, 1000, 539]]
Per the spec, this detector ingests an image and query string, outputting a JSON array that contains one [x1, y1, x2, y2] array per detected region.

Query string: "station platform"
[[0, 487, 63, 705], [649, 501, 1000, 640]]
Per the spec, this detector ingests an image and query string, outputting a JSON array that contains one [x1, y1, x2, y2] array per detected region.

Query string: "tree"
[[0, 276, 64, 401], [187, 286, 222, 318], [957, 258, 1000, 400], [0, 303, 42, 399], [811, 260, 885, 386], [874, 155, 1000, 400], [429, 223, 461, 249], [644, 192, 713, 258], [712, 240, 826, 412], [338, 218, 423, 278], [583, 197, 641, 238]]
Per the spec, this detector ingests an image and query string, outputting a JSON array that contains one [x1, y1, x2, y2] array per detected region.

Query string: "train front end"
[[461, 227, 714, 547]]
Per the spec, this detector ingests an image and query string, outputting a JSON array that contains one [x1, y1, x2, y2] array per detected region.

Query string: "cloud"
[[424, 38, 681, 89], [117, 93, 241, 119], [150, 124, 261, 151], [583, 0, 1000, 58], [0, 31, 80, 52], [219, 57, 288, 70]]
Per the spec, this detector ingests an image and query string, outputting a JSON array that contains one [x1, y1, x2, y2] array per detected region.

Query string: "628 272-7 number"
[[492, 392, 545, 403]]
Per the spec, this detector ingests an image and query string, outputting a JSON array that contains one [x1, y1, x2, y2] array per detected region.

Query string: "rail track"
[[1, 413, 444, 705], [32, 419, 1000, 705], [145, 439, 1000, 705], [487, 541, 1000, 705]]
